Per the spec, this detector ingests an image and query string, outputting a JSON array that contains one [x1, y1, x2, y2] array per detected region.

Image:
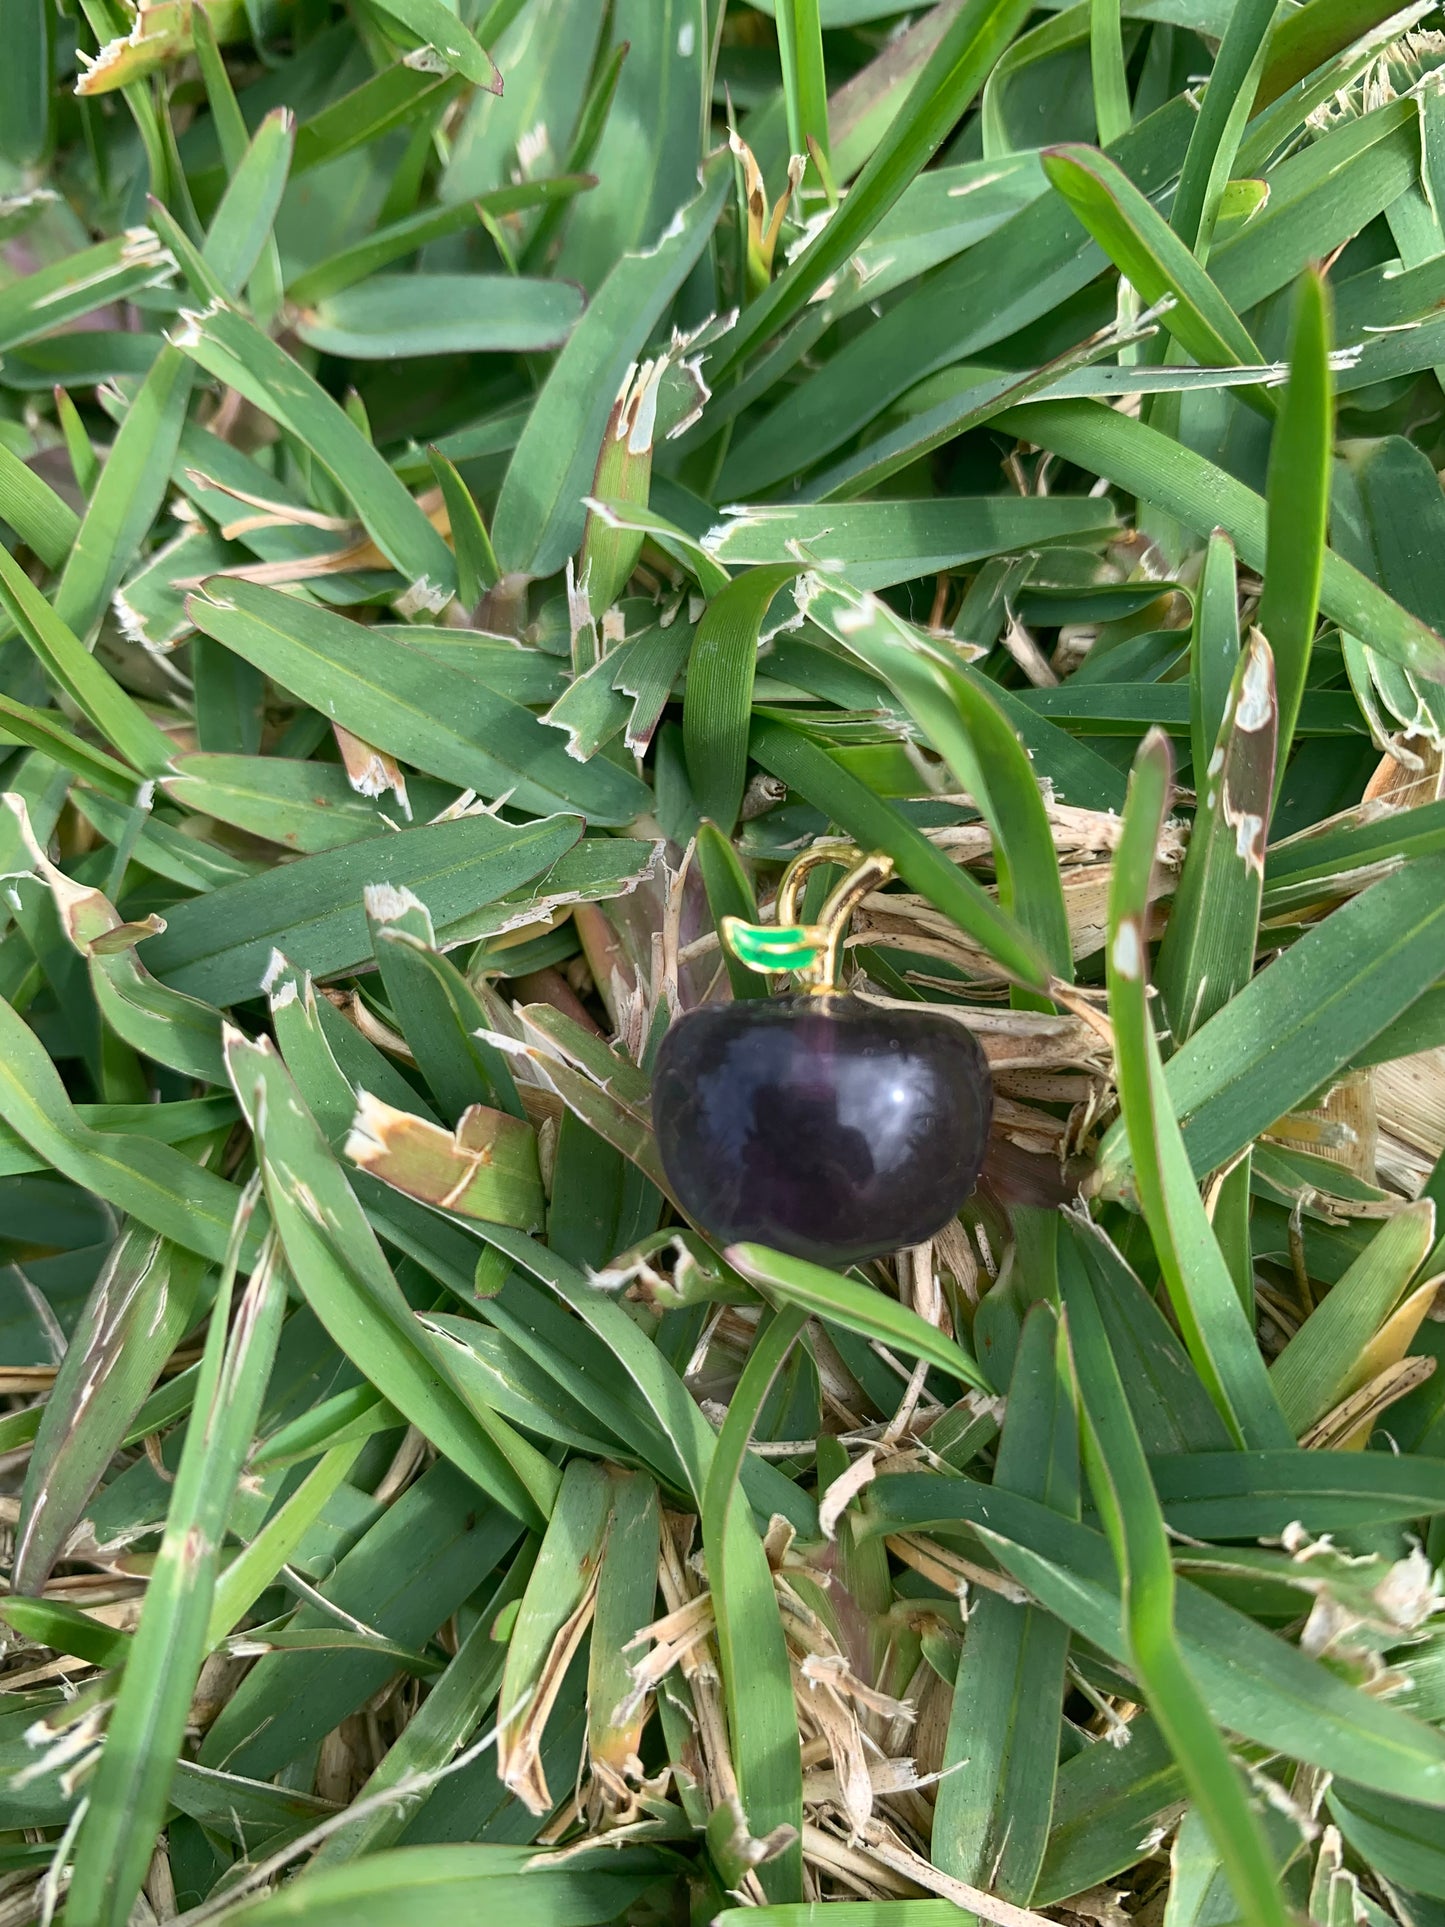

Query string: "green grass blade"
[[861, 1476, 1445, 1802], [192, 2, 283, 318], [142, 809, 581, 1006], [173, 308, 456, 600], [188, 580, 645, 822], [0, 438, 80, 565], [801, 574, 1074, 987], [1155, 632, 1275, 1048], [1090, 0, 1129, 148], [1058, 1237, 1293, 1927], [1268, 1200, 1436, 1433], [64, 1218, 287, 1927], [426, 447, 500, 606], [492, 151, 728, 577], [0, 232, 175, 353], [367, 888, 524, 1121], [290, 177, 592, 306], [1102, 730, 1293, 1449], [495, 1456, 610, 1812], [50, 346, 195, 645], [1189, 530, 1240, 783], [206, 1438, 366, 1646], [727, 1242, 988, 1389], [0, 989, 257, 1261], [218, 1844, 669, 1923], [310, 1553, 533, 1865], [0, 543, 175, 777], [934, 1303, 1075, 1896], [1171, 0, 1274, 256], [1104, 853, 1445, 1183], [695, 819, 767, 1000], [0, 0, 51, 165], [1257, 268, 1332, 813], [683, 565, 799, 832], [700, 1305, 808, 1901], [713, 0, 1035, 379], [201, 105, 294, 298], [14, 1234, 205, 1593], [226, 1029, 559, 1528], [368, 0, 502, 90], [991, 397, 1445, 686], [778, 0, 831, 173], [1040, 144, 1268, 404]]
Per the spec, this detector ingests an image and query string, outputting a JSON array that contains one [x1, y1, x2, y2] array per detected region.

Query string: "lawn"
[[2, 0, 1445, 1922]]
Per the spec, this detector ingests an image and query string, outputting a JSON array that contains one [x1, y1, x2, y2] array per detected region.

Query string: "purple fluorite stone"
[[651, 993, 993, 1268]]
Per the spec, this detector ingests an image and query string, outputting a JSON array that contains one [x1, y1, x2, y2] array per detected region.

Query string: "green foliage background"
[[3, 0, 1445, 1921]]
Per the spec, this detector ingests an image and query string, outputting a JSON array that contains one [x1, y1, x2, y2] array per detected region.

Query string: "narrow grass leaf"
[[173, 306, 456, 600], [493, 153, 728, 577], [706, 497, 1116, 590], [220, 1844, 666, 1924], [1257, 269, 1332, 812], [684, 565, 800, 832], [0, 439, 79, 566], [206, 1439, 366, 1646], [1171, 0, 1275, 255], [0, 543, 175, 778], [713, 0, 1036, 378], [367, 888, 523, 1121], [1108, 854, 1445, 1184], [63, 1224, 287, 1927], [934, 1304, 1075, 1897], [801, 574, 1073, 987], [202, 106, 294, 297], [188, 580, 646, 823], [1102, 730, 1293, 1448], [1269, 1201, 1436, 1434], [1189, 531, 1240, 783], [143, 810, 581, 1005], [495, 1455, 611, 1814], [192, 4, 283, 317], [1058, 1239, 1293, 1927], [427, 447, 500, 606], [0, 232, 175, 352], [289, 178, 594, 306], [226, 1029, 560, 1528], [861, 1477, 1445, 1802], [701, 1306, 808, 1900], [695, 819, 766, 1000], [0, 991, 255, 1262], [727, 1242, 988, 1389], [14, 1234, 204, 1592], [1156, 632, 1275, 1048], [587, 1468, 660, 1796], [1090, 0, 1129, 148], [1041, 146, 1268, 401], [310, 1554, 534, 1865], [991, 398, 1445, 686], [51, 346, 195, 644], [368, 0, 502, 89], [295, 275, 582, 359], [779, 0, 831, 173]]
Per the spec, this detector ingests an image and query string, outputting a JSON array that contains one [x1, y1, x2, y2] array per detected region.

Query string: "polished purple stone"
[[651, 992, 993, 1268]]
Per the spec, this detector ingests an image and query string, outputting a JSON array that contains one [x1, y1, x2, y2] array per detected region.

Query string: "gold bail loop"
[[722, 843, 895, 993]]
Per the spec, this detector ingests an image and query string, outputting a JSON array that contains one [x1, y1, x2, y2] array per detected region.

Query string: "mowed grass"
[[1, 0, 1445, 1922]]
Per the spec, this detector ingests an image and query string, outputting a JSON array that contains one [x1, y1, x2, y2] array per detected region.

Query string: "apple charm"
[[651, 847, 993, 1268]]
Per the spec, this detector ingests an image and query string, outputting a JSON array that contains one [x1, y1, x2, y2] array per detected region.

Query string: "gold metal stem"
[[775, 844, 896, 993]]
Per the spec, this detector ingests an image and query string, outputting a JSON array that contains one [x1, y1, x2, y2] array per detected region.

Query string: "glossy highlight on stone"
[[651, 992, 993, 1268]]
